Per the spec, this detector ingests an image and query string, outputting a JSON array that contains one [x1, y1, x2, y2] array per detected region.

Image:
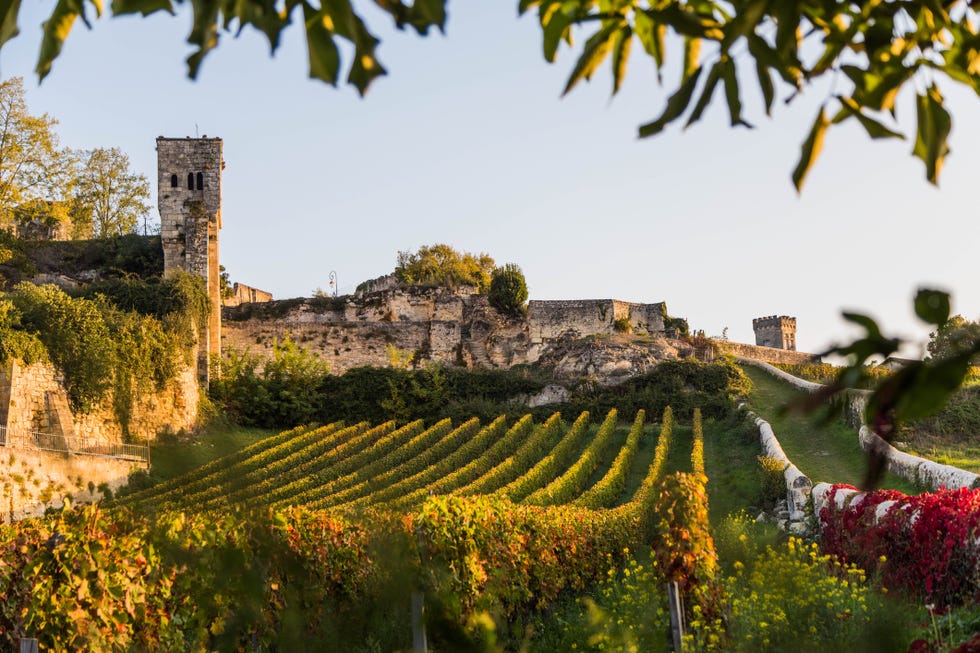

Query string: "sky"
[[2, 2, 978, 357]]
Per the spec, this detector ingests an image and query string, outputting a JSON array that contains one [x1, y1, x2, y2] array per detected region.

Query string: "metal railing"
[[0, 425, 148, 463]]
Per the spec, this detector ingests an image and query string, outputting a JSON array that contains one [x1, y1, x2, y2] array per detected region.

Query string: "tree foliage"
[[394, 243, 495, 292], [0, 78, 73, 225], [488, 263, 528, 316], [927, 314, 980, 362], [71, 147, 151, 238], [2, 275, 205, 426], [2, 2, 978, 187]]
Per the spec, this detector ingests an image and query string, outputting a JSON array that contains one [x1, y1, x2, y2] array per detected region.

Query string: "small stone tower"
[[157, 137, 223, 384], [753, 315, 797, 351]]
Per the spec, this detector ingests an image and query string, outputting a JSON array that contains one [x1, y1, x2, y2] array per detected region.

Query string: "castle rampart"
[[222, 292, 670, 373], [528, 299, 666, 344]]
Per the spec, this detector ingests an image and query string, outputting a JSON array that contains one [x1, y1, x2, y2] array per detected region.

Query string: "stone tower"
[[156, 137, 223, 384], [753, 315, 797, 351]]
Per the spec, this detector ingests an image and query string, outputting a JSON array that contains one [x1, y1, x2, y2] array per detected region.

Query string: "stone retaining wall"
[[748, 409, 812, 524], [743, 357, 976, 491], [0, 359, 198, 445], [713, 341, 820, 366], [0, 447, 140, 521]]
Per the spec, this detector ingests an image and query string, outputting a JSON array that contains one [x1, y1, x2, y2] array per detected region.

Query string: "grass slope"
[[741, 365, 916, 492]]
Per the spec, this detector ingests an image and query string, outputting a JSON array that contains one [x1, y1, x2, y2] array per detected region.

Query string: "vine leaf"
[[37, 0, 88, 81], [562, 21, 620, 96], [186, 0, 220, 79], [638, 67, 702, 138], [0, 0, 20, 48], [633, 11, 664, 74], [721, 56, 751, 128], [611, 26, 632, 96], [834, 96, 905, 140], [792, 106, 829, 192], [111, 0, 173, 17], [304, 4, 340, 85], [914, 288, 950, 326], [913, 85, 952, 185], [684, 59, 722, 129]]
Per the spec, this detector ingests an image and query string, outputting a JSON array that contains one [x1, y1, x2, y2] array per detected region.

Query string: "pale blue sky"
[[3, 2, 978, 356]]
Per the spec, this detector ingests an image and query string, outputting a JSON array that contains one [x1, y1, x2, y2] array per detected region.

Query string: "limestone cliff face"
[[536, 334, 692, 386]]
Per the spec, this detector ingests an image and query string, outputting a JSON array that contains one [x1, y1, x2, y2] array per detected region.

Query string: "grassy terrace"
[[741, 365, 917, 493]]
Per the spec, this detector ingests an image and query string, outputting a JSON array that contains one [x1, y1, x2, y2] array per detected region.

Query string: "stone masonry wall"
[[223, 288, 543, 373], [710, 340, 819, 365], [223, 282, 273, 307], [222, 287, 472, 373], [224, 292, 671, 373], [0, 359, 198, 445], [0, 449, 140, 521], [528, 300, 666, 344]]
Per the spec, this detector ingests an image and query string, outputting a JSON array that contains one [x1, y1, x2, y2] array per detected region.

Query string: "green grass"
[[741, 365, 916, 493], [148, 424, 277, 483]]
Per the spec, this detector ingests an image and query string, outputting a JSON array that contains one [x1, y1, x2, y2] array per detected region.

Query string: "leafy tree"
[[219, 265, 234, 300], [394, 243, 495, 292], [0, 78, 74, 225], [488, 263, 528, 316], [71, 147, 151, 238], [6, 2, 980, 187], [11, 199, 82, 240], [927, 315, 980, 362]]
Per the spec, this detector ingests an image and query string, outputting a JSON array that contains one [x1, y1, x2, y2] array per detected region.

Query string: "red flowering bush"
[[820, 484, 980, 606]]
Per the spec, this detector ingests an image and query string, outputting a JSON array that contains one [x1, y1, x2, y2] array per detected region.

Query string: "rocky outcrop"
[[535, 334, 691, 386]]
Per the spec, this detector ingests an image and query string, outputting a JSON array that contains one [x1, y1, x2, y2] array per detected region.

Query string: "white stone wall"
[[743, 358, 977, 491], [748, 410, 812, 521]]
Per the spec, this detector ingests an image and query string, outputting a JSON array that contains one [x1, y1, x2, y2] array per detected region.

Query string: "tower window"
[[188, 173, 195, 190], [196, 172, 204, 189], [170, 174, 178, 188]]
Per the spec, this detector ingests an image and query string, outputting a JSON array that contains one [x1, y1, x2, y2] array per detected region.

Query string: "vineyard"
[[4, 364, 980, 651], [0, 407, 724, 651]]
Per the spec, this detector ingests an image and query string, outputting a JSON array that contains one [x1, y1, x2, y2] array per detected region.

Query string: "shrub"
[[725, 537, 907, 650], [613, 316, 631, 333], [394, 243, 496, 292], [488, 263, 528, 316], [820, 484, 980, 607], [544, 357, 750, 421], [210, 337, 329, 428], [757, 455, 787, 509]]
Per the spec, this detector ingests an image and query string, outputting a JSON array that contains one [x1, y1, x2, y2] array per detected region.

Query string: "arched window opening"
[[170, 174, 178, 188], [196, 172, 204, 189], [188, 173, 195, 190]]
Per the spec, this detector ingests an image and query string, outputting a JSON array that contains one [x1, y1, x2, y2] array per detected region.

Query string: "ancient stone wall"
[[223, 282, 273, 307], [527, 300, 666, 343], [223, 292, 673, 373], [222, 288, 539, 373], [0, 449, 140, 521], [710, 340, 819, 365], [0, 359, 198, 445]]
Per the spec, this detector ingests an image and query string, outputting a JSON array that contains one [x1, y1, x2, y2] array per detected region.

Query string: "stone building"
[[156, 136, 224, 383], [753, 315, 797, 351]]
